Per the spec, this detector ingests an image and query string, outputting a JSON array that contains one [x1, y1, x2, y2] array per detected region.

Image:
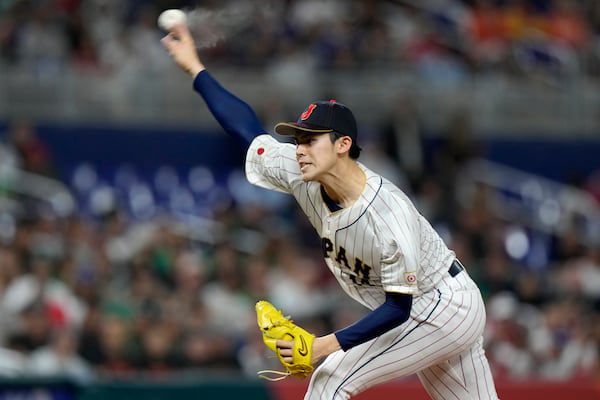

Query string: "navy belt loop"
[[448, 260, 464, 277]]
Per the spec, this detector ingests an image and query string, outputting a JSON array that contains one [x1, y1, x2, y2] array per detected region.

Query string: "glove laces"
[[257, 353, 291, 381], [257, 369, 291, 381]]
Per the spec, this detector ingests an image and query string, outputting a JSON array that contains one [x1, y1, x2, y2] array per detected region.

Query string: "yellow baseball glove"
[[255, 300, 315, 380]]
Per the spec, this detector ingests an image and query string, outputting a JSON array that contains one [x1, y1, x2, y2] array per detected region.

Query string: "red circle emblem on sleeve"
[[257, 147, 265, 155]]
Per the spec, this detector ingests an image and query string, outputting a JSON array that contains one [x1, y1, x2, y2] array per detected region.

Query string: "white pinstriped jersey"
[[245, 134, 456, 310]]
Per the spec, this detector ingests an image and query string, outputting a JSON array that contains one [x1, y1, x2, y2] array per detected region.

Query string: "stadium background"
[[1, 0, 600, 398]]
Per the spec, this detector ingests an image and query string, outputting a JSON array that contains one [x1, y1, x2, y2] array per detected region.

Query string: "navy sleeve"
[[334, 292, 412, 351], [193, 70, 267, 148]]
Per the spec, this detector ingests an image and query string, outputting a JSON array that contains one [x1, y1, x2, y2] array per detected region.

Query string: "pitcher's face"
[[294, 133, 338, 182]]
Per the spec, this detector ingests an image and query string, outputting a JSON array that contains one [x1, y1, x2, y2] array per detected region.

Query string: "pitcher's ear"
[[336, 136, 353, 154]]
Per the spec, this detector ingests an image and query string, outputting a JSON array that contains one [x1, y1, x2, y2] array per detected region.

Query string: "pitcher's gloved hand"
[[255, 300, 315, 380]]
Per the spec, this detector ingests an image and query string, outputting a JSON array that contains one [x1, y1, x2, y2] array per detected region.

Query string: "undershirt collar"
[[320, 185, 343, 212]]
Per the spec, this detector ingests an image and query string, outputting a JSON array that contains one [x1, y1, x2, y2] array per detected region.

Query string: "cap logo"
[[301, 104, 317, 121]]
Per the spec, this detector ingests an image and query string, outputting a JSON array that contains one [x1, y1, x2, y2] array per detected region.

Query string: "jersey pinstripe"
[[245, 134, 455, 309]]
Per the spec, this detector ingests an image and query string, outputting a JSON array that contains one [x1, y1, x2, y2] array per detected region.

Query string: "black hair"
[[330, 131, 361, 160]]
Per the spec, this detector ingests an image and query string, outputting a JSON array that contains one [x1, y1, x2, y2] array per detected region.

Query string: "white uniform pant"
[[305, 272, 499, 400]]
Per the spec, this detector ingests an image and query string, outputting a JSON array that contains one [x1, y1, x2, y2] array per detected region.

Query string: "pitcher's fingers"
[[160, 33, 176, 49], [279, 348, 293, 357], [276, 340, 293, 349], [170, 23, 192, 41]]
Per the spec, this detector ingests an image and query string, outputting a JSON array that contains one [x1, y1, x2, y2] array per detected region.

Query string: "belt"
[[448, 260, 464, 277]]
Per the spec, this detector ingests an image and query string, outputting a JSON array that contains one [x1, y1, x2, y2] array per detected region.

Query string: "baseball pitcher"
[[161, 23, 499, 400]]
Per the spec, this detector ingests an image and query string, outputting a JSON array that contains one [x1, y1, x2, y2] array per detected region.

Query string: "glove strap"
[[257, 369, 291, 381]]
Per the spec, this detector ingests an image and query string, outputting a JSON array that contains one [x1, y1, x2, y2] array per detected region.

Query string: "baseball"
[[158, 9, 187, 31]]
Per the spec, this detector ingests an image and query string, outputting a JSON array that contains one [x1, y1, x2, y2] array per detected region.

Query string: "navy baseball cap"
[[275, 100, 358, 143]]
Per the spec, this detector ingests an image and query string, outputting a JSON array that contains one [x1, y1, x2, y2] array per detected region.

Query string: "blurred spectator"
[[476, 238, 519, 301], [467, 0, 511, 70], [0, 135, 20, 170], [583, 169, 600, 205], [433, 109, 482, 177], [529, 297, 596, 380], [555, 245, 600, 305], [66, 8, 101, 72], [2, 255, 87, 333], [92, 314, 137, 376], [135, 318, 183, 373], [514, 269, 550, 307], [181, 327, 238, 370], [379, 94, 425, 190], [0, 346, 27, 377], [6, 300, 52, 354], [201, 243, 253, 336], [236, 317, 281, 378], [244, 255, 271, 302], [15, 2, 69, 80], [26, 328, 95, 383], [170, 250, 207, 308], [0, 247, 19, 296], [546, 0, 590, 50], [5, 118, 55, 177], [485, 292, 536, 380], [268, 252, 331, 320]]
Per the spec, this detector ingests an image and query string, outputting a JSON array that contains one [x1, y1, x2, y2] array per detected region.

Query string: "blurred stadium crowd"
[[1, 0, 600, 79], [0, 0, 600, 386]]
